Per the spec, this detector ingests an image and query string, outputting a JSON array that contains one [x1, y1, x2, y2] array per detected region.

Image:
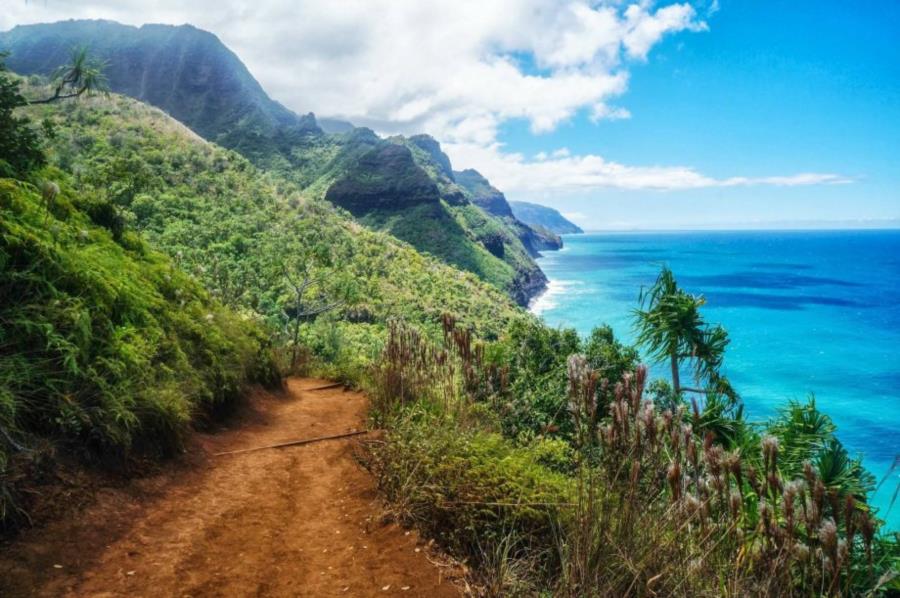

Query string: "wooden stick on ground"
[[214, 430, 367, 456], [303, 382, 345, 391]]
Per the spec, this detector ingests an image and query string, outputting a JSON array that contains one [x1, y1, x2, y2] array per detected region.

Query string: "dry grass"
[[366, 319, 897, 597]]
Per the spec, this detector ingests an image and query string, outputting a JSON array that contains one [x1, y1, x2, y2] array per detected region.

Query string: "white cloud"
[[443, 141, 851, 195], [591, 104, 632, 121], [623, 2, 708, 60], [1, 0, 701, 145], [1, 1, 849, 193]]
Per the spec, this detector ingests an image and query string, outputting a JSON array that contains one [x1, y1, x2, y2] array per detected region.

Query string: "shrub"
[[364, 410, 572, 569], [0, 174, 278, 527], [365, 319, 898, 596]]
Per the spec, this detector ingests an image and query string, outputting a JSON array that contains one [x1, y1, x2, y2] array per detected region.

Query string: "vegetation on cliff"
[[510, 200, 585, 235], [1, 20, 553, 306], [2, 34, 896, 597], [0, 56, 278, 526]]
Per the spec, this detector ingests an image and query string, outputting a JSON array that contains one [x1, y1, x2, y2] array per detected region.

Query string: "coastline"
[[524, 229, 900, 531]]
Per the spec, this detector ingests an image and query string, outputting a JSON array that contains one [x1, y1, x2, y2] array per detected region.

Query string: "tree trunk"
[[290, 301, 302, 371], [670, 352, 681, 395]]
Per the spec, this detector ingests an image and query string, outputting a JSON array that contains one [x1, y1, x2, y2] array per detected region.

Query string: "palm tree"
[[633, 266, 730, 396], [29, 47, 108, 104], [768, 398, 875, 501]]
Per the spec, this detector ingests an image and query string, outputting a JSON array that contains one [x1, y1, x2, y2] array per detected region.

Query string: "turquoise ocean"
[[532, 230, 900, 529]]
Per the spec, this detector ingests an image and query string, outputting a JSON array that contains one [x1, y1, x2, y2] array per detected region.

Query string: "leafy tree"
[[264, 219, 359, 371], [28, 47, 108, 105], [633, 266, 730, 396], [583, 324, 639, 386], [0, 52, 45, 176], [282, 263, 347, 370]]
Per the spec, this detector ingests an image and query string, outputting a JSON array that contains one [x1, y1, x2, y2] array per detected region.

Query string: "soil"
[[0, 378, 463, 597]]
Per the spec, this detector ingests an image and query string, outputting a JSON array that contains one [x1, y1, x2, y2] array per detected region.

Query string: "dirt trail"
[[0, 379, 462, 597]]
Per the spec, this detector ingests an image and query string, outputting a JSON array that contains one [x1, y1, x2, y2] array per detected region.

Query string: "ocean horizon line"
[[575, 226, 900, 234]]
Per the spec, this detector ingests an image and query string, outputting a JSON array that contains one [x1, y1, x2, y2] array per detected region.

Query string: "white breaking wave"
[[529, 279, 577, 315]]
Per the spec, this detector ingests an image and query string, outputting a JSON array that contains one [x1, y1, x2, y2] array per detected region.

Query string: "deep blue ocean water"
[[532, 230, 900, 529]]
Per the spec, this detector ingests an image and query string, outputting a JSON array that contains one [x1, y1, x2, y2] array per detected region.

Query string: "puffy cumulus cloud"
[[1, 0, 701, 143], [622, 2, 707, 59], [443, 141, 852, 195], [2, 0, 847, 192]]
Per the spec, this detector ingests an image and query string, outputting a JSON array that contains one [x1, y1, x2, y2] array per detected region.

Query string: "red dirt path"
[[0, 378, 462, 597]]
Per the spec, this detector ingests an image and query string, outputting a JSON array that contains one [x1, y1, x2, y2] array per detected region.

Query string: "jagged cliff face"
[[325, 132, 548, 305], [509, 201, 584, 235], [454, 169, 514, 217], [0, 20, 320, 162], [1, 19, 551, 306], [325, 144, 440, 214], [454, 168, 563, 254]]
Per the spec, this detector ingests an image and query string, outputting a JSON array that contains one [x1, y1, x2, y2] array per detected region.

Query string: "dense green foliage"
[[0, 53, 44, 177], [0, 61, 281, 527], [0, 169, 279, 523], [19, 92, 525, 370]]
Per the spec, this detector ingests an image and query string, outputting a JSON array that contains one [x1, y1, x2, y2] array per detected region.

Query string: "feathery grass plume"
[[366, 323, 898, 595]]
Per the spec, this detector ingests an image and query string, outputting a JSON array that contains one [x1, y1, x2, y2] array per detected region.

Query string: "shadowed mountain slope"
[[2, 19, 555, 304]]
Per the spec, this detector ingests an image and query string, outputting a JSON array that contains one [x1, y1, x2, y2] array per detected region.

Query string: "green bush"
[[365, 409, 572, 561], [0, 173, 278, 526]]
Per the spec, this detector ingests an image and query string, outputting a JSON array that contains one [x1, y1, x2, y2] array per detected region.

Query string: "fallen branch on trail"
[[303, 382, 345, 391], [214, 430, 368, 456]]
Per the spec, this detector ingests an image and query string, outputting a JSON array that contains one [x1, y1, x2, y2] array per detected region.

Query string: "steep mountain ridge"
[[0, 19, 321, 164], [1, 19, 555, 305], [509, 200, 584, 234], [323, 132, 548, 304], [455, 168, 563, 253]]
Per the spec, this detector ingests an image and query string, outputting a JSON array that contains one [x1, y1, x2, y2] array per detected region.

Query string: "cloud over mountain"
[[2, 1, 847, 192]]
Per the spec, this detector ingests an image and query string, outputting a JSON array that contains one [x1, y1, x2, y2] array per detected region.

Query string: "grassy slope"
[[2, 22, 545, 305], [23, 93, 526, 344], [0, 170, 278, 523]]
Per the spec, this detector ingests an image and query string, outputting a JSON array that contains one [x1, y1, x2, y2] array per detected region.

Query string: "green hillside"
[[1, 67, 282, 524], [21, 89, 525, 341], [1, 20, 552, 306]]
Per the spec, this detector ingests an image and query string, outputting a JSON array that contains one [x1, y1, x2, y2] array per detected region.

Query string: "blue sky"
[[497, 1, 900, 229], [3, 0, 898, 230]]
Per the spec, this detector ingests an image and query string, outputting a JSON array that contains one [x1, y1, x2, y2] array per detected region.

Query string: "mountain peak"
[[0, 19, 322, 154], [408, 134, 455, 182], [454, 168, 513, 218]]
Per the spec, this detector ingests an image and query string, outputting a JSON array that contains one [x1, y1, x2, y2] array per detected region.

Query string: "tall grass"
[[558, 356, 893, 596], [366, 318, 898, 597], [0, 174, 279, 529]]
